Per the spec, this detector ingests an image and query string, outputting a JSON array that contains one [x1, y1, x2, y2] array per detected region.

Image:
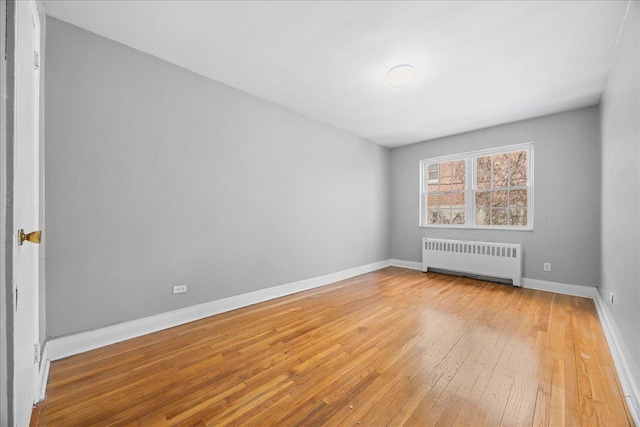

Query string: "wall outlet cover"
[[173, 285, 187, 294]]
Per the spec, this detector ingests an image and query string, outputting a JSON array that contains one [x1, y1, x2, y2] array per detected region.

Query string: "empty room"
[[1, 0, 639, 426]]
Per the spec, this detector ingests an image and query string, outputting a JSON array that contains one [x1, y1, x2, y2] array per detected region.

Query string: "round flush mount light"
[[385, 64, 416, 87]]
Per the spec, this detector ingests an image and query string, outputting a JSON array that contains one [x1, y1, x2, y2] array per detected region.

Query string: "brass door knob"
[[18, 229, 41, 245]]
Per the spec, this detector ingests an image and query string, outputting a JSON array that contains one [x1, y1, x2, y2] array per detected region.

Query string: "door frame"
[[1, 0, 44, 425], [1, 1, 18, 425]]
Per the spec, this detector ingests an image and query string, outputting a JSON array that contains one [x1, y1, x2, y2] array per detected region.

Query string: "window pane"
[[492, 154, 508, 171], [477, 172, 491, 189], [477, 156, 491, 175], [492, 208, 508, 225], [427, 193, 440, 206], [475, 191, 490, 207], [427, 209, 439, 224], [439, 162, 452, 177], [493, 171, 508, 188], [436, 208, 450, 224], [492, 190, 508, 207], [476, 207, 490, 225], [509, 207, 527, 226], [509, 189, 527, 206], [510, 150, 527, 169], [509, 168, 527, 187], [451, 209, 465, 224], [449, 192, 465, 208], [427, 183, 440, 193], [451, 160, 465, 180]]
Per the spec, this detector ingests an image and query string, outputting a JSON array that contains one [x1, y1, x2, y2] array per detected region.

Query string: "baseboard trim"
[[593, 291, 640, 426], [389, 259, 422, 270], [521, 277, 598, 298], [37, 344, 49, 402], [389, 260, 599, 298], [45, 259, 391, 362]]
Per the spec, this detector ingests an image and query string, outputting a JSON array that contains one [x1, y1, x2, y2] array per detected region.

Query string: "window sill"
[[420, 224, 534, 232]]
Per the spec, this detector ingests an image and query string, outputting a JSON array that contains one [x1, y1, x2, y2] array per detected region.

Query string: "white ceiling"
[[43, 1, 629, 148]]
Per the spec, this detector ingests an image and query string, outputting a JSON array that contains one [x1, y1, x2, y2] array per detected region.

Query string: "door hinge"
[[34, 50, 40, 70], [15, 288, 18, 309], [34, 343, 40, 364]]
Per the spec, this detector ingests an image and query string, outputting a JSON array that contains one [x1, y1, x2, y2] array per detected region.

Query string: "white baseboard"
[[521, 277, 598, 298], [390, 260, 599, 299], [46, 261, 595, 364], [389, 259, 422, 270], [45, 259, 391, 362], [593, 291, 640, 426], [37, 344, 49, 402]]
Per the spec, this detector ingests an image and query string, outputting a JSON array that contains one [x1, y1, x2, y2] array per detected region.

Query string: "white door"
[[13, 1, 41, 425]]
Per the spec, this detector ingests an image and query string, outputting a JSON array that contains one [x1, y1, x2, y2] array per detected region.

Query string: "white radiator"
[[422, 238, 522, 287]]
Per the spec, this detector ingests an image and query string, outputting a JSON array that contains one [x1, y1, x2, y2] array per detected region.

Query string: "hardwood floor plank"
[[36, 268, 632, 426]]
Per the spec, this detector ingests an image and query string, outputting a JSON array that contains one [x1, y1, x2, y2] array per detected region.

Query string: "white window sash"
[[420, 142, 534, 230]]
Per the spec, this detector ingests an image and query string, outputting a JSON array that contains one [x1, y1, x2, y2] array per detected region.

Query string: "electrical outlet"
[[609, 293, 614, 304], [543, 262, 551, 272], [173, 285, 187, 294]]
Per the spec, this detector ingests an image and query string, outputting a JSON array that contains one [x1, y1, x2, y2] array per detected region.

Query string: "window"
[[424, 159, 466, 225], [420, 143, 533, 229]]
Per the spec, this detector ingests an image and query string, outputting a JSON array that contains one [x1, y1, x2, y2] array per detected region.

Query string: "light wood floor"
[[34, 267, 633, 426]]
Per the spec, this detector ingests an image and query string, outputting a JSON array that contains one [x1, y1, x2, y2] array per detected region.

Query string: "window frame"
[[419, 142, 534, 231]]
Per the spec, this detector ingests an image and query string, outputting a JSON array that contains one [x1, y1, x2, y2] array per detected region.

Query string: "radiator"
[[422, 238, 522, 287]]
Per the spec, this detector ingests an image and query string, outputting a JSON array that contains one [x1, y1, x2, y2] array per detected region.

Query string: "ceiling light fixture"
[[385, 64, 416, 87]]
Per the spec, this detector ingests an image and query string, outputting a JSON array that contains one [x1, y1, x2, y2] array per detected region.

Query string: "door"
[[13, 1, 40, 425]]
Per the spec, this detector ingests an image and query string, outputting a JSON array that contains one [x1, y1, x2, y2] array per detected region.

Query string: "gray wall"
[[390, 107, 601, 286], [44, 18, 389, 338], [599, 0, 639, 399]]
